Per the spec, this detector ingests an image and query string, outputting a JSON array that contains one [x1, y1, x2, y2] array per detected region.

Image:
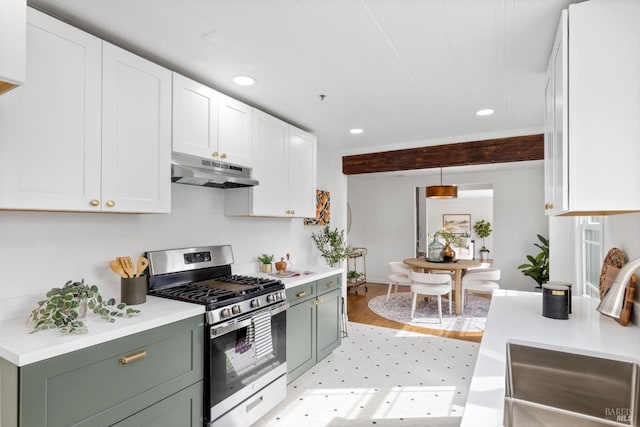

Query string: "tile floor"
[[255, 322, 479, 427]]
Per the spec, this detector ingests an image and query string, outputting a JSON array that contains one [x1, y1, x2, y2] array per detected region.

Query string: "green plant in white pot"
[[311, 226, 352, 267], [473, 219, 492, 261], [347, 270, 364, 283]]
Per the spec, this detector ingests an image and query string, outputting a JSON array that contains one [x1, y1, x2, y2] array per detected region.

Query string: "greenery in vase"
[[434, 230, 459, 246], [28, 279, 141, 334], [473, 219, 492, 252], [311, 226, 352, 267], [517, 235, 550, 288], [257, 254, 274, 264]]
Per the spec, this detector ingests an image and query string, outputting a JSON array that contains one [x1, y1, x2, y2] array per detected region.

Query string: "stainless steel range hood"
[[171, 152, 258, 189]]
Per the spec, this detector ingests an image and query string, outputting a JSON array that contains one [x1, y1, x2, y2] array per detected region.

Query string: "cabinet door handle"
[[296, 291, 306, 297], [221, 153, 227, 159], [89, 199, 100, 207], [212, 152, 219, 158], [119, 349, 147, 365], [291, 210, 295, 215], [325, 281, 335, 288], [106, 200, 116, 208]]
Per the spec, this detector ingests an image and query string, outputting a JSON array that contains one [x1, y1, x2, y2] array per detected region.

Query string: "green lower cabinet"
[[1, 315, 204, 427], [112, 381, 203, 427], [316, 287, 342, 361], [286, 274, 342, 383], [286, 297, 316, 381]]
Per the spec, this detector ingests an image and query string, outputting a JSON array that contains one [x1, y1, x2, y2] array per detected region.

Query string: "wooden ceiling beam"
[[342, 134, 544, 175]]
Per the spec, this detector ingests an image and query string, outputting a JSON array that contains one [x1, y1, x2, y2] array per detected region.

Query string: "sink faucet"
[[597, 256, 640, 319]]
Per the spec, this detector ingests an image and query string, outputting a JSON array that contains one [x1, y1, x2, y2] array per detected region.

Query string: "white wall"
[[347, 162, 548, 291], [0, 147, 346, 316]]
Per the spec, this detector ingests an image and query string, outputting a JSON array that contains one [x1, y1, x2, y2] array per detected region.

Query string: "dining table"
[[403, 257, 482, 315]]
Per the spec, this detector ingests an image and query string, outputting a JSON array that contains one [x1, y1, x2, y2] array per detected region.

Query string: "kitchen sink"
[[504, 341, 639, 426]]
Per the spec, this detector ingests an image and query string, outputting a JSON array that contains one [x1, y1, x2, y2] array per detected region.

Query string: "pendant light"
[[426, 168, 457, 199]]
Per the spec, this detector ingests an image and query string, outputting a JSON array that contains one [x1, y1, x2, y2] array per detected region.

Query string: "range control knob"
[[221, 308, 231, 319], [267, 294, 275, 303], [232, 305, 241, 314], [277, 292, 284, 300], [250, 299, 261, 308]]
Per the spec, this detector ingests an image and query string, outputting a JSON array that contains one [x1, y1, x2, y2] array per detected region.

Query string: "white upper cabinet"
[[0, 8, 171, 213], [0, 8, 102, 211], [172, 73, 219, 159], [102, 42, 172, 213], [288, 126, 317, 218], [225, 110, 316, 218], [0, 0, 26, 94], [218, 94, 253, 167], [172, 73, 253, 167], [544, 0, 640, 215]]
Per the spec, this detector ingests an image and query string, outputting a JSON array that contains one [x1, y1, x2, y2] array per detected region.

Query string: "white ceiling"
[[27, 0, 574, 153]]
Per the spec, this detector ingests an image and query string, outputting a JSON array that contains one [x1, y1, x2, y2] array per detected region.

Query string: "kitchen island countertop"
[[461, 290, 640, 426], [0, 296, 204, 367]]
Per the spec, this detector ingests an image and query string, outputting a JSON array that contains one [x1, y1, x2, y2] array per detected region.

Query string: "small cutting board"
[[601, 264, 636, 326]]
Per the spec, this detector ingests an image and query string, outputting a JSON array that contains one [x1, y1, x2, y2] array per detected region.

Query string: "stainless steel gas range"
[[146, 245, 288, 426]]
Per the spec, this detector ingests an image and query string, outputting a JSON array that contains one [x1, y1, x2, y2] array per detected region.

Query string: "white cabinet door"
[[0, 0, 26, 93], [545, 2, 640, 215], [102, 42, 171, 213], [251, 109, 288, 216], [288, 126, 316, 218], [218, 94, 253, 167], [0, 8, 102, 211], [172, 73, 218, 159]]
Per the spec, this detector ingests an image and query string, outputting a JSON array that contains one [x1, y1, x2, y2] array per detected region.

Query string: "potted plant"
[[347, 270, 363, 284], [28, 279, 140, 334], [457, 231, 470, 248], [258, 254, 274, 273], [473, 219, 492, 261], [517, 235, 550, 289], [311, 225, 352, 267]]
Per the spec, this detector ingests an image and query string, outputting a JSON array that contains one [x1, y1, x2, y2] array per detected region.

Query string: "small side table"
[[347, 247, 367, 294]]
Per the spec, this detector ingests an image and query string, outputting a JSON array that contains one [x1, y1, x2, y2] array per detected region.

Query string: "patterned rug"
[[368, 291, 489, 332]]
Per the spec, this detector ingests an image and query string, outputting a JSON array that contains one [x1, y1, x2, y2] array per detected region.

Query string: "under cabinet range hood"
[[171, 152, 258, 188]]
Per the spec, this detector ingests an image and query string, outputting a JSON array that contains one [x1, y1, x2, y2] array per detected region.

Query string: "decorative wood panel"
[[342, 134, 543, 175]]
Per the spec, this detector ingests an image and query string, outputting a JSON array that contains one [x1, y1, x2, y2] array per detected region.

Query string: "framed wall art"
[[304, 189, 330, 225], [443, 214, 471, 235]]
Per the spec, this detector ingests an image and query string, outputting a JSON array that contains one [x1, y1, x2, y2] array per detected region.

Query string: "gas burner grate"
[[151, 283, 231, 305], [217, 275, 280, 286]]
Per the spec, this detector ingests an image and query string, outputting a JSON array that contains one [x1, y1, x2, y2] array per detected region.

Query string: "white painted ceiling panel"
[[27, 0, 575, 151]]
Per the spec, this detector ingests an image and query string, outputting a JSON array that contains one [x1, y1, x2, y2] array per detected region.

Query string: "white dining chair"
[[461, 268, 501, 313], [387, 262, 413, 301], [409, 271, 452, 323]]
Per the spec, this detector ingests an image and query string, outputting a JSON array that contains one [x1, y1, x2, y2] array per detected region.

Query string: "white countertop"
[[255, 265, 344, 289], [0, 296, 204, 367], [0, 268, 342, 367], [461, 289, 640, 427]]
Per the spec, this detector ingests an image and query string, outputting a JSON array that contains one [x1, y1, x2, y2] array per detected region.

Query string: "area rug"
[[255, 321, 478, 426], [368, 292, 489, 332]]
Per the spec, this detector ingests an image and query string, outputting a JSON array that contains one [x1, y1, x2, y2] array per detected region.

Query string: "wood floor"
[[346, 282, 483, 343]]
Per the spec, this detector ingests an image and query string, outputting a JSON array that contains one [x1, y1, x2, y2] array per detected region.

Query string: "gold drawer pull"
[[119, 349, 147, 365], [296, 291, 306, 297], [325, 281, 335, 287]]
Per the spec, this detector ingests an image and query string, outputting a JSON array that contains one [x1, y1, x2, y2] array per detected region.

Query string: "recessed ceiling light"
[[350, 128, 364, 135], [232, 75, 255, 86], [476, 109, 494, 116]]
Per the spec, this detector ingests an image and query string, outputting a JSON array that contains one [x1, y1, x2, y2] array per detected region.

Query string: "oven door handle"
[[210, 302, 289, 338]]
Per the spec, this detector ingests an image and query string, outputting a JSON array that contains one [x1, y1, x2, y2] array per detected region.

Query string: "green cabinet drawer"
[[286, 281, 316, 304], [317, 275, 341, 296], [113, 381, 203, 427], [19, 315, 204, 427]]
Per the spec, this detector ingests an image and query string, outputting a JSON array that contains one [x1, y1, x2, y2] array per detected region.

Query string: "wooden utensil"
[[135, 256, 149, 278], [109, 259, 128, 278], [117, 256, 134, 278]]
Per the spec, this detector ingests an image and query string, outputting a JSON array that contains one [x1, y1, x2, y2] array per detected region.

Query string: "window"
[[581, 216, 603, 297]]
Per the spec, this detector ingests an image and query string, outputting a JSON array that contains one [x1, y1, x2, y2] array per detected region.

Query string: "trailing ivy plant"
[[311, 226, 352, 267], [28, 279, 141, 334], [517, 235, 550, 289]]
